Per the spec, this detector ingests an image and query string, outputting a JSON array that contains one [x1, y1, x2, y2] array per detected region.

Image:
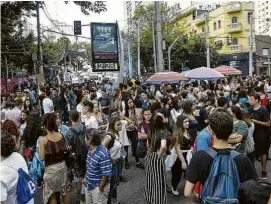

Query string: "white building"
[[123, 1, 154, 32], [255, 1, 271, 36], [22, 18, 35, 37]]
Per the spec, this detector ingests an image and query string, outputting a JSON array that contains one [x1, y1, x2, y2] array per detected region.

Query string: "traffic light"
[[74, 21, 81, 35]]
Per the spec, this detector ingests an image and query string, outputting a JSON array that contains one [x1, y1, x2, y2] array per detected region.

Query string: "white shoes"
[[171, 187, 179, 196]]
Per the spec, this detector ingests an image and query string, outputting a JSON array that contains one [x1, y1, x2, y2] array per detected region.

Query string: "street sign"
[[91, 22, 119, 72]]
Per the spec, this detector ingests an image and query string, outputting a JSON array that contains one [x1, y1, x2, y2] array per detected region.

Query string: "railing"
[[229, 45, 242, 52], [228, 23, 242, 32]]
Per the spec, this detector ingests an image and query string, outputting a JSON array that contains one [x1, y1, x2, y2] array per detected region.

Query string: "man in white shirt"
[[82, 100, 98, 129], [42, 92, 54, 114]]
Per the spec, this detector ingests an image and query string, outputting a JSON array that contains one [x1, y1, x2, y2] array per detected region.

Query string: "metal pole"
[[205, 13, 210, 68], [137, 22, 140, 76], [152, 14, 157, 73], [155, 1, 164, 71], [268, 54, 271, 76], [249, 12, 253, 76], [168, 36, 181, 71], [128, 43, 132, 78], [36, 1, 43, 74], [76, 35, 79, 72]]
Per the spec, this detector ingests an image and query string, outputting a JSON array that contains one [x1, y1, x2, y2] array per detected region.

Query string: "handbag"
[[136, 140, 147, 158]]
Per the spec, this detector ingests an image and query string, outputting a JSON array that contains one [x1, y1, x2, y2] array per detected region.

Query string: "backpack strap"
[[205, 148, 217, 159], [229, 150, 240, 160]]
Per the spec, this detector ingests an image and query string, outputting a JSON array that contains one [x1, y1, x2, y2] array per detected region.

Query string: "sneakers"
[[260, 171, 268, 180], [136, 162, 145, 169], [171, 188, 179, 196]]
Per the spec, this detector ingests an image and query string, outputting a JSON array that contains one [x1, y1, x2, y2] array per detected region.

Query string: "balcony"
[[228, 23, 242, 33], [227, 3, 241, 13], [195, 14, 206, 25], [229, 45, 242, 53]]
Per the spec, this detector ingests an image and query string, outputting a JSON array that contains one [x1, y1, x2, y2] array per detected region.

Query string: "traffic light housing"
[[74, 21, 81, 35]]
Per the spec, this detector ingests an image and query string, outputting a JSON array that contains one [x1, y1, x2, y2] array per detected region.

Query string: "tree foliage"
[[123, 4, 220, 74]]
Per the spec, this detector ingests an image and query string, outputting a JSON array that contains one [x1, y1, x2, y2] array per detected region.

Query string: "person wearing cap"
[[84, 128, 111, 203]]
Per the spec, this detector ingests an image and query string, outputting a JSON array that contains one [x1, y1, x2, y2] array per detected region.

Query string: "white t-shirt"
[[42, 98, 53, 114], [0, 152, 34, 204], [85, 116, 99, 129], [77, 103, 83, 114]]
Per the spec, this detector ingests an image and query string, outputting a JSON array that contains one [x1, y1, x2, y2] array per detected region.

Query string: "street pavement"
[[35, 151, 271, 204]]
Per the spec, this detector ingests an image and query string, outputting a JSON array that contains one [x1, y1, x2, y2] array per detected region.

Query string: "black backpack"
[[70, 124, 87, 166]]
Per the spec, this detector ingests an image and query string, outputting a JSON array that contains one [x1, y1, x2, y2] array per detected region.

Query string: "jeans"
[[85, 185, 110, 204], [171, 158, 183, 191]]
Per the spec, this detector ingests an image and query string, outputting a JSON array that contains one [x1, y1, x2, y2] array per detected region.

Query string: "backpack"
[[201, 148, 240, 204], [8, 167, 38, 204], [70, 124, 87, 166]]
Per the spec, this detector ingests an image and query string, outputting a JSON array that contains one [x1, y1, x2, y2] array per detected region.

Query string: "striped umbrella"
[[186, 67, 225, 80], [146, 71, 187, 84], [214, 65, 242, 75]]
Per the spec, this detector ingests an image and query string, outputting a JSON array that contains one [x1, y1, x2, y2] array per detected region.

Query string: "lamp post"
[[168, 36, 181, 71]]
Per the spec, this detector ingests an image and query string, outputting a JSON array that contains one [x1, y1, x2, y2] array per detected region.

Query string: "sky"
[[29, 1, 126, 42]]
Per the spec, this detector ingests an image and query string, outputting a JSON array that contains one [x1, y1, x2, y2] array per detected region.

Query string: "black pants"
[[171, 153, 187, 191], [171, 158, 183, 191], [125, 130, 139, 163]]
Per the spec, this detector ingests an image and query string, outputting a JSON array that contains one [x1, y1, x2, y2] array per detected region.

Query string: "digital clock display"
[[93, 62, 119, 72]]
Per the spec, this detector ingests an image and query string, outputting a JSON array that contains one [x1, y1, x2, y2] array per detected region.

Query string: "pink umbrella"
[[214, 65, 242, 75], [147, 71, 187, 84]]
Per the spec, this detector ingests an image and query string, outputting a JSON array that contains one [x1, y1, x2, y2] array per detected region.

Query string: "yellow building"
[[172, 2, 255, 75]]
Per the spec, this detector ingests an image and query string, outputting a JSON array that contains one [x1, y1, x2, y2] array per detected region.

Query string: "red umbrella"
[[214, 65, 242, 75]]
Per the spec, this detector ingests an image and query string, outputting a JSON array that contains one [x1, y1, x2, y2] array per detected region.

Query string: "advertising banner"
[[91, 22, 119, 72]]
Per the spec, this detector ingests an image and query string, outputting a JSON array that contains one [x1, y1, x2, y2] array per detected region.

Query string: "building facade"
[[255, 35, 271, 75], [254, 1, 271, 36], [172, 2, 255, 75]]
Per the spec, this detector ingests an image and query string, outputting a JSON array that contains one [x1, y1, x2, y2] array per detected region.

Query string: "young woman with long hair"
[[145, 112, 170, 204], [39, 113, 70, 204], [103, 117, 123, 204], [123, 97, 144, 169], [22, 98, 34, 111], [170, 114, 190, 195]]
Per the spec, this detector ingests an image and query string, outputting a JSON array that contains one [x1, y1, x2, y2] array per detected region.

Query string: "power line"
[[40, 2, 61, 32]]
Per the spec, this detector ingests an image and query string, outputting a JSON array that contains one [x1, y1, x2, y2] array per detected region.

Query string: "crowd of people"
[[1, 75, 271, 204]]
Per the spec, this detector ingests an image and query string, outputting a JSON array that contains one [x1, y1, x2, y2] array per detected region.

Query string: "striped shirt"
[[85, 144, 112, 190]]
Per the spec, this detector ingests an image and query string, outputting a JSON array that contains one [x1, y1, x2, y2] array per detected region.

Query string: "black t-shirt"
[[98, 97, 110, 115], [186, 148, 257, 185], [194, 106, 208, 131], [248, 106, 269, 137]]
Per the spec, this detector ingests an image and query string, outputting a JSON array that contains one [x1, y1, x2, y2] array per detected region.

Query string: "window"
[[202, 27, 205, 32], [263, 48, 269, 56], [215, 40, 223, 49], [232, 38, 238, 45], [213, 22, 217, 30], [232, 17, 238, 24], [218, 20, 221, 29]]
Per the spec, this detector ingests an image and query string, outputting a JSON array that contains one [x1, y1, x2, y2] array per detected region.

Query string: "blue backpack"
[[29, 151, 44, 181], [10, 167, 38, 204], [201, 148, 240, 204]]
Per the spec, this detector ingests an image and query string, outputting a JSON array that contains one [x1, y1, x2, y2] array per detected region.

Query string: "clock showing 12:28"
[[94, 62, 119, 71]]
